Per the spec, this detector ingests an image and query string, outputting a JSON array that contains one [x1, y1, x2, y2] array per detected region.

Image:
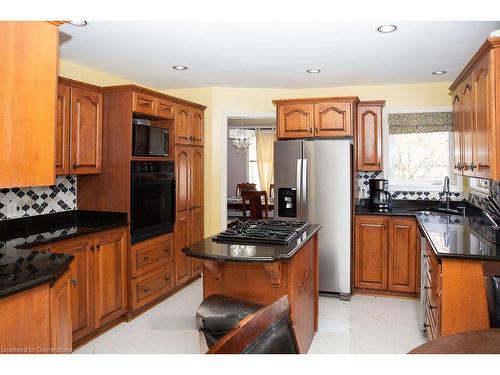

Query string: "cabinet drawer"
[[157, 98, 176, 119], [132, 91, 156, 115], [130, 264, 174, 311], [131, 234, 173, 277]]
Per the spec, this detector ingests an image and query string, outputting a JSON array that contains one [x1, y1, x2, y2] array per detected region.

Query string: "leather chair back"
[[482, 261, 500, 328]]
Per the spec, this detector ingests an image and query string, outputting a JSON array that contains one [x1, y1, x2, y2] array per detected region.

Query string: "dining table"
[[227, 195, 275, 211], [408, 329, 500, 354]]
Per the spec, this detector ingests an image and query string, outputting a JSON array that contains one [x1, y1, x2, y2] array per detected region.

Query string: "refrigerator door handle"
[[301, 158, 307, 221], [296, 158, 302, 219]]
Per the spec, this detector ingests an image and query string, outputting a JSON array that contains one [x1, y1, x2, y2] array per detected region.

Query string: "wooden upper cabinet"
[[176, 105, 191, 145], [274, 98, 358, 140], [314, 101, 352, 137], [450, 37, 500, 179], [472, 54, 491, 179], [157, 98, 176, 119], [191, 109, 204, 145], [388, 217, 417, 293], [0, 22, 59, 188], [56, 84, 71, 175], [354, 215, 388, 290], [356, 101, 384, 171], [93, 230, 127, 328], [461, 76, 475, 175], [132, 91, 156, 116], [452, 90, 463, 174], [277, 103, 314, 138], [70, 86, 103, 174]]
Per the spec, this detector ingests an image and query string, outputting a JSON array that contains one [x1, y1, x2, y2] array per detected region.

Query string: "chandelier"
[[229, 128, 254, 155]]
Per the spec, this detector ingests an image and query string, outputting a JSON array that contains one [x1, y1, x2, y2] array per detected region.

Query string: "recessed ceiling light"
[[172, 65, 188, 71], [432, 70, 447, 75], [377, 25, 397, 33], [307, 69, 321, 74], [69, 20, 88, 27]]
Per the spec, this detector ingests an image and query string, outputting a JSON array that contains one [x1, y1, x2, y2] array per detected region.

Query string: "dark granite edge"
[[183, 224, 321, 263], [0, 254, 75, 299]]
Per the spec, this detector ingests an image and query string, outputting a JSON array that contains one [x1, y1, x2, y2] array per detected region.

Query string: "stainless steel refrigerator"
[[274, 139, 352, 298]]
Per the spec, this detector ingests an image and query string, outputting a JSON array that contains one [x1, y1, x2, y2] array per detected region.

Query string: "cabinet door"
[[314, 102, 352, 137], [452, 89, 463, 174], [49, 238, 94, 342], [354, 216, 388, 290], [357, 105, 382, 171], [190, 146, 204, 276], [176, 146, 191, 217], [157, 98, 176, 119], [50, 270, 72, 353], [70, 87, 103, 174], [56, 83, 71, 175], [93, 230, 127, 328], [0, 22, 58, 188], [190, 208, 204, 277], [278, 103, 314, 139], [191, 108, 204, 146], [472, 54, 491, 179], [132, 91, 156, 116], [461, 77, 474, 176], [174, 213, 191, 285], [388, 217, 417, 293], [176, 105, 191, 145]]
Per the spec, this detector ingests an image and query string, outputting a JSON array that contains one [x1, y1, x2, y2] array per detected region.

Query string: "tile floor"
[[75, 278, 425, 354]]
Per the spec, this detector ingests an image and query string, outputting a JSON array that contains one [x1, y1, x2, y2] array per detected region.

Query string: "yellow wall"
[[59, 59, 453, 236]]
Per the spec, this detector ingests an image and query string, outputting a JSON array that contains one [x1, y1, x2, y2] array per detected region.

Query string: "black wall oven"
[[131, 161, 175, 243], [132, 118, 169, 157]]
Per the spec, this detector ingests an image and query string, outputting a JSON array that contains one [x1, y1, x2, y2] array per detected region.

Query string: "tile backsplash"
[[0, 176, 77, 221]]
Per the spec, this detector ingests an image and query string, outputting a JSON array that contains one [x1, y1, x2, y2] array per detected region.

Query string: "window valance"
[[388, 112, 452, 135]]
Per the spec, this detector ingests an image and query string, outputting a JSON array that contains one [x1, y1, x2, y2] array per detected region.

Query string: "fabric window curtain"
[[388, 112, 452, 135], [255, 130, 275, 196]]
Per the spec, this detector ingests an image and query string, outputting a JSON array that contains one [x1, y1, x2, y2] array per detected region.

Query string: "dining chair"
[[241, 190, 269, 220], [236, 183, 257, 196], [482, 261, 500, 328], [207, 296, 299, 354], [269, 184, 275, 198]]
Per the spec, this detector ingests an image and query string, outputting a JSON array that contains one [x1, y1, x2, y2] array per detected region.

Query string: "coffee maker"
[[369, 179, 391, 212]]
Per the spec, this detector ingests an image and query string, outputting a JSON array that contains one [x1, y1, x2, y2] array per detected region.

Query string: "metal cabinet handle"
[[143, 256, 149, 261], [71, 277, 78, 287], [423, 323, 430, 328], [165, 277, 170, 282], [429, 304, 436, 310], [424, 286, 431, 290], [73, 164, 78, 169], [96, 244, 101, 251], [144, 288, 150, 293], [470, 162, 475, 172], [90, 246, 95, 252], [377, 161, 381, 168], [308, 128, 313, 133]]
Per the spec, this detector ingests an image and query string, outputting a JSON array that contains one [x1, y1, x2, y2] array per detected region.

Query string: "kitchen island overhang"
[[183, 224, 320, 353]]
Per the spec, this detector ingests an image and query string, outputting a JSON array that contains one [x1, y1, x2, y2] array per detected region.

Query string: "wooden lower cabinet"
[[130, 263, 175, 311], [174, 213, 191, 285], [50, 270, 72, 353], [354, 215, 387, 290], [93, 229, 128, 328], [48, 228, 127, 345], [355, 215, 418, 295], [388, 218, 417, 293], [0, 271, 72, 354]]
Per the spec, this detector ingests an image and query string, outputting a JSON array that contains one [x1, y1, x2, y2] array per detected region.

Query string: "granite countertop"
[[0, 210, 128, 299], [355, 199, 499, 261], [183, 224, 321, 263]]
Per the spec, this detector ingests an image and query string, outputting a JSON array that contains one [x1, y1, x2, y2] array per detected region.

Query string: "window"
[[385, 110, 461, 191], [246, 133, 261, 190]]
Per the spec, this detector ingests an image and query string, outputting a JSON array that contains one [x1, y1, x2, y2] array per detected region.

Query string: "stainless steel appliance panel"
[[304, 140, 352, 295]]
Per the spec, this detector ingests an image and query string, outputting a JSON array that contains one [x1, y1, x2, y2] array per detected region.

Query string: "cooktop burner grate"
[[212, 220, 310, 245]]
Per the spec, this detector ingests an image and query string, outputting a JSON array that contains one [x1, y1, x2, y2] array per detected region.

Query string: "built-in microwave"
[[132, 118, 169, 157]]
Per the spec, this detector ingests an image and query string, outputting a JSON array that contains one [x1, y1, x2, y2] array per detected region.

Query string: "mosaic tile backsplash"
[[0, 176, 77, 221]]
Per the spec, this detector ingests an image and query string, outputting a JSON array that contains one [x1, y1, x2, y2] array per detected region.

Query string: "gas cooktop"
[[212, 220, 310, 245]]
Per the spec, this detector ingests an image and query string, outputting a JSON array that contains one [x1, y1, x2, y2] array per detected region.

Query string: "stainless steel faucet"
[[441, 176, 451, 210]]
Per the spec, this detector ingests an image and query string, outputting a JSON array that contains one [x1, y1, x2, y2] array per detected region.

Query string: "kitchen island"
[[183, 223, 320, 353]]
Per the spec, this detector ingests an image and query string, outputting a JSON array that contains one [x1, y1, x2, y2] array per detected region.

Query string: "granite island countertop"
[[183, 224, 321, 263], [0, 210, 128, 299], [355, 200, 499, 261]]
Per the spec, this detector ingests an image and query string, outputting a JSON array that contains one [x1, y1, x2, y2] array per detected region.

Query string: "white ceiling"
[[59, 21, 500, 89]]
